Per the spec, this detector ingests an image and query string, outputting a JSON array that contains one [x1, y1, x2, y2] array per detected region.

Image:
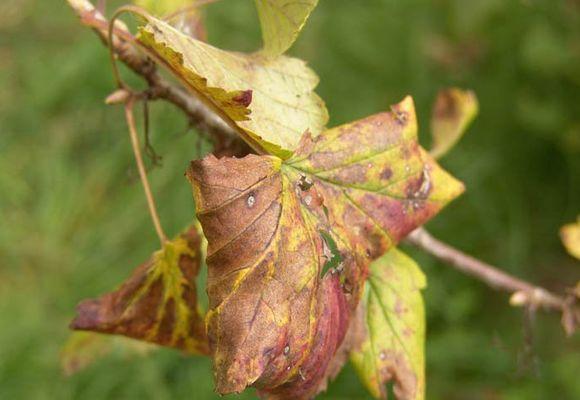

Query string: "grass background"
[[1, 0, 579, 399]]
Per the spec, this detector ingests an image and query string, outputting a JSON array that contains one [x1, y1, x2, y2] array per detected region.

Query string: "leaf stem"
[[124, 98, 168, 244]]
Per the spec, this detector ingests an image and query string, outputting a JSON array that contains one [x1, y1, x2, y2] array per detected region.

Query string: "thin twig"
[[407, 227, 565, 311], [67, 0, 249, 157], [124, 98, 168, 244]]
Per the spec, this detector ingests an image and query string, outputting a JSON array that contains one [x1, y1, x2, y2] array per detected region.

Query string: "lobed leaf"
[[187, 97, 463, 398], [254, 0, 319, 57], [430, 88, 478, 159], [136, 15, 328, 157], [70, 224, 209, 355], [350, 249, 426, 400], [560, 218, 580, 260]]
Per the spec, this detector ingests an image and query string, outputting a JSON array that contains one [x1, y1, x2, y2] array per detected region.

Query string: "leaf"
[[560, 218, 580, 260], [187, 97, 463, 398], [136, 15, 328, 158], [430, 88, 478, 159], [60, 332, 154, 376], [134, 0, 207, 39], [70, 224, 209, 355], [349, 249, 426, 400], [254, 0, 319, 57]]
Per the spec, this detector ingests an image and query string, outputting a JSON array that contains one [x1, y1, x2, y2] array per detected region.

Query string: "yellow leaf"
[[254, 0, 319, 57], [136, 15, 328, 158], [430, 88, 478, 159], [560, 218, 580, 260], [350, 249, 426, 400]]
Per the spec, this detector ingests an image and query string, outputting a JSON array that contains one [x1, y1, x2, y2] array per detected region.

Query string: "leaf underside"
[[187, 97, 463, 399], [70, 224, 209, 355], [350, 249, 426, 400], [136, 15, 328, 157]]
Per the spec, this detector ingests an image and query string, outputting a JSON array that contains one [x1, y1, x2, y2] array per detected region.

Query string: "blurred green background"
[[1, 0, 579, 399]]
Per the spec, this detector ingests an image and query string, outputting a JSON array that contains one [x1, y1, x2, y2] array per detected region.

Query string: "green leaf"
[[350, 248, 426, 400], [60, 332, 154, 376], [187, 96, 462, 398], [560, 217, 580, 260], [70, 224, 209, 355], [136, 14, 328, 158], [430, 88, 478, 159], [254, 0, 319, 57]]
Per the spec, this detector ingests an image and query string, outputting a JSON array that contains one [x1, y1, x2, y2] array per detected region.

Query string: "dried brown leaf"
[[70, 224, 209, 355]]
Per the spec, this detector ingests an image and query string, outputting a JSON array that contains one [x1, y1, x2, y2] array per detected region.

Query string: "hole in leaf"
[[319, 231, 342, 277]]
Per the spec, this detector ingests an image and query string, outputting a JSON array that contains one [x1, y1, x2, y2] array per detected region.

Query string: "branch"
[[408, 227, 579, 334], [67, 0, 250, 157], [68, 0, 578, 335]]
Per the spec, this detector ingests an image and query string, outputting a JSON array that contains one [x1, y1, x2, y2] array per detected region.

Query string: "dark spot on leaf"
[[233, 90, 253, 107], [380, 167, 393, 180], [395, 111, 408, 125], [298, 174, 314, 191]]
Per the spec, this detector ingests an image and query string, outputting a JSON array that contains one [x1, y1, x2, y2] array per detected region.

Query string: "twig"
[[407, 227, 565, 311], [68, 0, 578, 333], [67, 0, 249, 157], [124, 97, 168, 244]]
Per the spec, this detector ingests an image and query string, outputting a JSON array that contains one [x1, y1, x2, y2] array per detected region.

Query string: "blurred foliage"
[[0, 0, 579, 399]]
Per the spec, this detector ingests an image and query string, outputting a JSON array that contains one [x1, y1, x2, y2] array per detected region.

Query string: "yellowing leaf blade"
[[255, 0, 319, 57], [137, 16, 328, 157], [187, 96, 462, 399], [430, 88, 478, 159], [70, 225, 209, 355], [560, 218, 580, 260], [350, 248, 426, 400]]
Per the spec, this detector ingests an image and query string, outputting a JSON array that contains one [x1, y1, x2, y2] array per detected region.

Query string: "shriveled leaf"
[[350, 249, 426, 400], [135, 0, 207, 39], [70, 224, 209, 355], [430, 88, 478, 159], [255, 0, 319, 57], [560, 218, 580, 260], [136, 15, 328, 158], [187, 97, 463, 398], [61, 332, 154, 376]]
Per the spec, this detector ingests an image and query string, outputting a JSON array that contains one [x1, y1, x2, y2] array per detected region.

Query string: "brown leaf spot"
[[232, 90, 253, 107], [380, 166, 393, 180]]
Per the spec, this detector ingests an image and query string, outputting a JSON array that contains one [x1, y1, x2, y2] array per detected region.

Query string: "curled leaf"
[[187, 97, 463, 398], [136, 15, 328, 157], [560, 218, 580, 260], [70, 224, 209, 355], [350, 249, 426, 400], [255, 0, 319, 57], [61, 332, 154, 376], [430, 88, 478, 159]]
